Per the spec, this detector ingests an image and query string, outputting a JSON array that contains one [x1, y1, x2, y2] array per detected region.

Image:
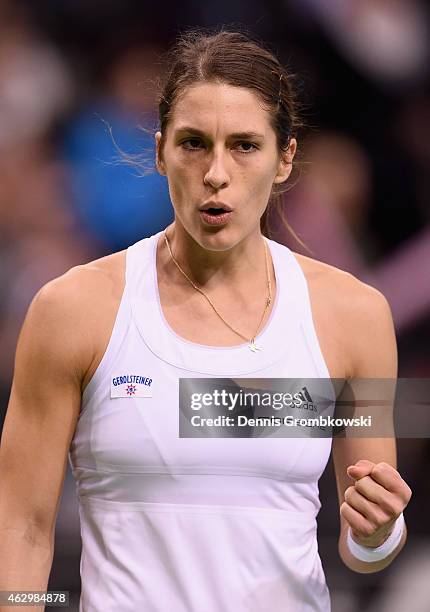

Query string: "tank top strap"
[[80, 242, 140, 406], [268, 239, 313, 319], [125, 232, 156, 297], [272, 240, 330, 379]]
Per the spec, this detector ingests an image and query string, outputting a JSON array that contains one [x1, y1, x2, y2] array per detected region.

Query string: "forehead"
[[169, 82, 273, 135]]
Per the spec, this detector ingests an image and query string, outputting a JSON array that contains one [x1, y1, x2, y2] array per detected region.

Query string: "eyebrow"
[[174, 126, 265, 140]]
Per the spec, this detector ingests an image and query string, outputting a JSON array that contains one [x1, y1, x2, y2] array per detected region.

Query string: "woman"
[[0, 29, 412, 611]]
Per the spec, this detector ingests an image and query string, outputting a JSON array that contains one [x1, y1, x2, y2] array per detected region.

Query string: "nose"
[[203, 148, 230, 190]]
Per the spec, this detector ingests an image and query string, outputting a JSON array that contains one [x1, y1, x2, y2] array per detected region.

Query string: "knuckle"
[[372, 463, 386, 476], [340, 501, 349, 517], [354, 478, 366, 494], [344, 486, 355, 502]]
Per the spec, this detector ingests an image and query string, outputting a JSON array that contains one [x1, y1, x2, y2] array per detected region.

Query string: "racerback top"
[[69, 230, 335, 612]]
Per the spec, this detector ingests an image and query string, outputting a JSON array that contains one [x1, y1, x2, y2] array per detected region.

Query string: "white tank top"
[[69, 230, 335, 612]]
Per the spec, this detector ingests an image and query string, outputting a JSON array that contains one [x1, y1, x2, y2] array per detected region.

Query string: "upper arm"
[[0, 273, 93, 541], [331, 281, 398, 532]]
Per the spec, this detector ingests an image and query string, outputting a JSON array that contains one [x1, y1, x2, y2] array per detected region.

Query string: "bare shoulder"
[[34, 250, 125, 321], [24, 250, 126, 382], [292, 252, 396, 378], [38, 250, 126, 305], [294, 252, 390, 305]]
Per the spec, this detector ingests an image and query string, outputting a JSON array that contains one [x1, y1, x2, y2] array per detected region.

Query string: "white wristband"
[[346, 513, 405, 563]]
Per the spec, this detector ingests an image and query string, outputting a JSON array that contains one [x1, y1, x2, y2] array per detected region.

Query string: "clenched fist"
[[340, 459, 412, 548]]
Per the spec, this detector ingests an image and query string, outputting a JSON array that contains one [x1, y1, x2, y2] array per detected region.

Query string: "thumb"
[[347, 459, 375, 480]]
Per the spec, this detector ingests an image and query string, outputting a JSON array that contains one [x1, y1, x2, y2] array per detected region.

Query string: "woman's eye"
[[236, 142, 257, 153], [181, 138, 203, 150]]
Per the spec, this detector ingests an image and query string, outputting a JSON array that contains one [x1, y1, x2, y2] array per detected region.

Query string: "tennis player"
[[0, 29, 412, 611]]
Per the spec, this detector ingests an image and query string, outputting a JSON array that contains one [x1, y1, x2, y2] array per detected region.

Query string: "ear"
[[155, 131, 166, 176], [273, 138, 297, 184]]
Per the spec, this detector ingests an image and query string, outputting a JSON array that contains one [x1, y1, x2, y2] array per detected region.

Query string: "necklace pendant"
[[249, 339, 262, 352]]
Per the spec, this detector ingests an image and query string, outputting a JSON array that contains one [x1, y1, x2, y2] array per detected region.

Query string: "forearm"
[[338, 521, 407, 574], [0, 524, 54, 612]]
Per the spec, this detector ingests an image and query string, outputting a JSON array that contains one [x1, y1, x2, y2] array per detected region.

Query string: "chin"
[[197, 233, 235, 251], [199, 228, 260, 254]]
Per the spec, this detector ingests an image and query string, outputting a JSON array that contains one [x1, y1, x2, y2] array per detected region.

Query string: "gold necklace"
[[163, 230, 272, 352]]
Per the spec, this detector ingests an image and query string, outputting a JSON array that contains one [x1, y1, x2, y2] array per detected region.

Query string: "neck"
[[162, 220, 268, 289]]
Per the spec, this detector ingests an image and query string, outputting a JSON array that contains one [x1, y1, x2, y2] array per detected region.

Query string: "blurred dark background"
[[0, 0, 429, 610]]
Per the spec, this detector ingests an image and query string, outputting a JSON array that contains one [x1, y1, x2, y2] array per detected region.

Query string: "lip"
[[199, 210, 232, 226], [198, 201, 233, 212]]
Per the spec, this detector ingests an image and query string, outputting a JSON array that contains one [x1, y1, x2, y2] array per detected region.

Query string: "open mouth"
[[199, 207, 232, 225], [205, 207, 227, 216]]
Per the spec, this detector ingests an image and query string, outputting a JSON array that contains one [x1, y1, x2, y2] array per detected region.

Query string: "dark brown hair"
[[156, 27, 308, 246]]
